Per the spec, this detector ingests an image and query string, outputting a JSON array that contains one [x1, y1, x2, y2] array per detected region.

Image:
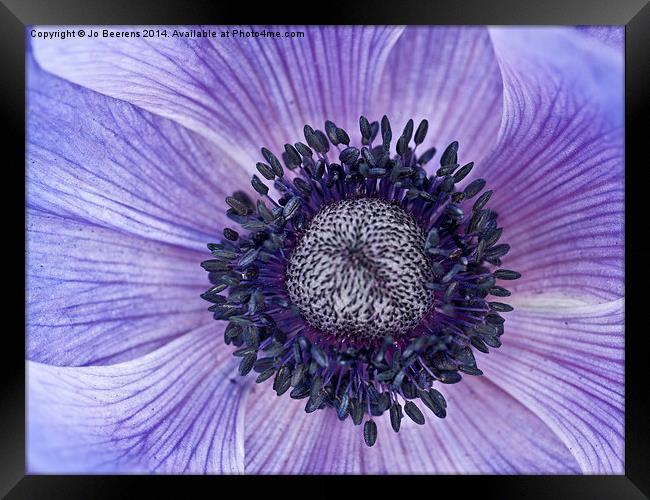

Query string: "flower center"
[[200, 115, 521, 447], [285, 197, 433, 342]]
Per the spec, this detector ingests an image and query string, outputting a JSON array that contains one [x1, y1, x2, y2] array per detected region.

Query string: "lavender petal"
[[27, 209, 208, 366], [244, 374, 578, 473], [480, 299, 624, 473], [374, 26, 504, 163], [27, 53, 251, 250], [31, 26, 404, 157], [27, 324, 246, 473], [476, 27, 623, 302]]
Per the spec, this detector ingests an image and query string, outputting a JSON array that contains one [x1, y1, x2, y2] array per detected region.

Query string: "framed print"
[[2, 0, 649, 497]]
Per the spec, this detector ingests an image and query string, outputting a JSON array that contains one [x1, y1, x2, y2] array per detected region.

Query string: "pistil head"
[[285, 197, 433, 343], [200, 115, 521, 447]]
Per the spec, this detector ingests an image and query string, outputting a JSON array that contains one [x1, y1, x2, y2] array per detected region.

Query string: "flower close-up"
[[26, 25, 624, 474]]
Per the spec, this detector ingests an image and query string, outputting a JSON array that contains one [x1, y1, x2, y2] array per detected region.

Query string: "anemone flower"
[[26, 25, 624, 474]]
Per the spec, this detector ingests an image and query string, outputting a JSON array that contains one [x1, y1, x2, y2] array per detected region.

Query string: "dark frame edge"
[[0, 1, 26, 499], [624, 1, 650, 498], [4, 475, 650, 499], [1, 0, 649, 25]]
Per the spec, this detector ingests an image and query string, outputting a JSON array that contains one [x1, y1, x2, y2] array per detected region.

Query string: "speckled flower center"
[[201, 115, 521, 447], [285, 197, 434, 342]]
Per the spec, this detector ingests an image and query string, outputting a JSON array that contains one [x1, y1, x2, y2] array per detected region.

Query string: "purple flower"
[[26, 26, 624, 474]]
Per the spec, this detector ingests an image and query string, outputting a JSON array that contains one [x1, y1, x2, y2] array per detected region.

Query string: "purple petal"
[[374, 26, 504, 163], [31, 26, 403, 153], [244, 385, 365, 474], [27, 209, 208, 366], [27, 54, 252, 250], [476, 27, 624, 302], [244, 374, 577, 473], [27, 324, 246, 473], [480, 299, 624, 473], [577, 26, 624, 49], [32, 26, 503, 169]]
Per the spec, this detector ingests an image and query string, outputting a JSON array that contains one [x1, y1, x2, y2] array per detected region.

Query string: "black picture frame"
[[2, 0, 648, 497]]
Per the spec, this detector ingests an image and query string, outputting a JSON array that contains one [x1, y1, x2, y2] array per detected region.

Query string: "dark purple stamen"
[[201, 115, 520, 447]]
